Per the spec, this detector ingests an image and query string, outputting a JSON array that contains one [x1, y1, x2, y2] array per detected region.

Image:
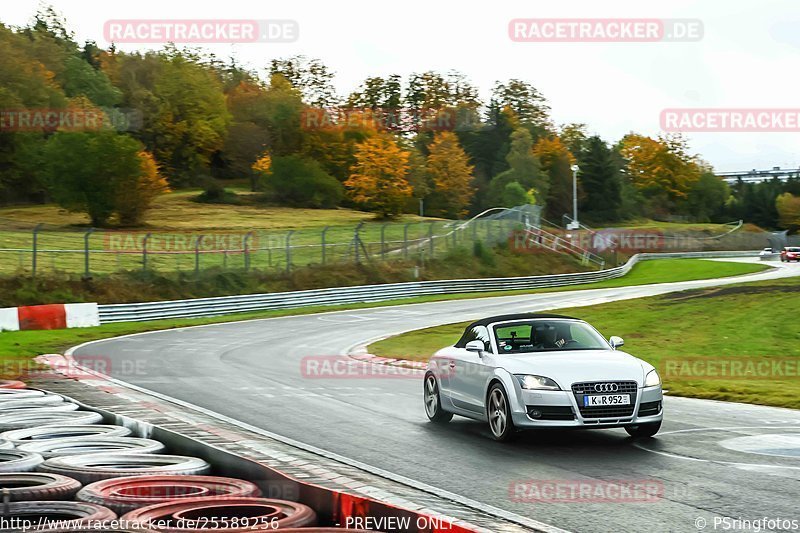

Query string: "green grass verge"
[[370, 273, 800, 409], [0, 258, 769, 376]]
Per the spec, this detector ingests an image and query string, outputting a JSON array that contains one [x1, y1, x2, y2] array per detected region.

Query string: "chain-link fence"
[[0, 216, 529, 278], [0, 207, 771, 278]]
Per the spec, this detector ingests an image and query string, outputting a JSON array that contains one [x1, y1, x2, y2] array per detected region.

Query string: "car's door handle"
[[448, 361, 456, 369]]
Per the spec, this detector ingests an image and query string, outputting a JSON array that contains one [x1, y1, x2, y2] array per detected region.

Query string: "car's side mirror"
[[465, 340, 485, 353], [609, 336, 624, 349]]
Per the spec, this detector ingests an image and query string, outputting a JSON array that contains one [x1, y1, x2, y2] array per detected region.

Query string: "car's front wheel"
[[487, 383, 516, 441], [625, 421, 661, 438], [424, 373, 452, 423]]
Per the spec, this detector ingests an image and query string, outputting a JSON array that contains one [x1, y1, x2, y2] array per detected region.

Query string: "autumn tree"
[[270, 56, 338, 108], [116, 150, 169, 225], [345, 137, 412, 218], [776, 193, 800, 230], [491, 79, 551, 135], [619, 134, 702, 213], [425, 132, 475, 217], [251, 152, 272, 176]]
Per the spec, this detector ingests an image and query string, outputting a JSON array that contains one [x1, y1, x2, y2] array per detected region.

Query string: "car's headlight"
[[515, 375, 560, 390], [645, 369, 661, 387]]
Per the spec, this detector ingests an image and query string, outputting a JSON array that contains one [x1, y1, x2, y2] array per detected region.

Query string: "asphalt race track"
[[73, 259, 800, 533]]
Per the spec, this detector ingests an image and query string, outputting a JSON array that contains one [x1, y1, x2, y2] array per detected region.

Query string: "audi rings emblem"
[[594, 383, 619, 393]]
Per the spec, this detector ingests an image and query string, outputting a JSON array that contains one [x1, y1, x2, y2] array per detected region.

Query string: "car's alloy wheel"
[[424, 374, 452, 423], [487, 384, 515, 441], [625, 420, 662, 438]]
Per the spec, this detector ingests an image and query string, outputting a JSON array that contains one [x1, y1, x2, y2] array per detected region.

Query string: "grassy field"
[[370, 272, 799, 409], [0, 258, 768, 378]]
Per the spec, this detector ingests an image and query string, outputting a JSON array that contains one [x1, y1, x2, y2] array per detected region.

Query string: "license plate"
[[584, 394, 630, 407]]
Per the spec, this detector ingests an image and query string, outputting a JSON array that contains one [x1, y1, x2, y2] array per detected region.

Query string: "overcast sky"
[[5, 0, 800, 172]]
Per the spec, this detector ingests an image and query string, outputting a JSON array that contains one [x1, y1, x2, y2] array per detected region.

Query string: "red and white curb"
[[0, 303, 99, 331]]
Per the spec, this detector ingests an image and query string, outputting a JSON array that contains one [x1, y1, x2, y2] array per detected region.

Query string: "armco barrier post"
[[286, 230, 294, 273], [142, 233, 152, 271], [31, 223, 43, 278], [83, 228, 95, 279]]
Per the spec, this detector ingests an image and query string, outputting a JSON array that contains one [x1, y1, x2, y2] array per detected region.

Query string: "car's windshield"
[[787, 247, 800, 252], [492, 320, 610, 353]]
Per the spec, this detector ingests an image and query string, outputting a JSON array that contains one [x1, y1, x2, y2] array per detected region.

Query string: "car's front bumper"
[[510, 385, 663, 429]]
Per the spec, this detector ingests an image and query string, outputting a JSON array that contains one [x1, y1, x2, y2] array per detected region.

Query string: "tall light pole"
[[568, 164, 580, 229]]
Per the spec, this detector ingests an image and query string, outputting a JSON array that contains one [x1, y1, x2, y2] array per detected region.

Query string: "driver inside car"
[[531, 324, 571, 349]]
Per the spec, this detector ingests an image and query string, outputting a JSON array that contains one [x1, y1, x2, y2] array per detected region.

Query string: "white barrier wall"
[[65, 303, 100, 328], [0, 308, 20, 332]]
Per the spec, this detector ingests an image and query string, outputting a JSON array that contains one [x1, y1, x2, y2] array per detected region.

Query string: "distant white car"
[[424, 313, 663, 441], [759, 247, 773, 256]]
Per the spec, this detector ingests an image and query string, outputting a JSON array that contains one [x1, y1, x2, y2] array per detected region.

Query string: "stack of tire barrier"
[[0, 381, 378, 533]]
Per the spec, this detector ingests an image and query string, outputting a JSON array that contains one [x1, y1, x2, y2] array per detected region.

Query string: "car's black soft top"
[[465, 313, 579, 329]]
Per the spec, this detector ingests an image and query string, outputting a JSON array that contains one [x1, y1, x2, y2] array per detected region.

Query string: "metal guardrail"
[[97, 250, 760, 323]]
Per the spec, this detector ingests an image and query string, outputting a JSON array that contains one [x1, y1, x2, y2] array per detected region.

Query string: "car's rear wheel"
[[424, 374, 452, 423], [487, 384, 516, 441], [625, 421, 661, 438]]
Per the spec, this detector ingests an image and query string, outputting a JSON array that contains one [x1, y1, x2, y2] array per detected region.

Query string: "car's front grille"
[[571, 381, 638, 395], [638, 401, 661, 417], [527, 405, 575, 420], [572, 381, 638, 419]]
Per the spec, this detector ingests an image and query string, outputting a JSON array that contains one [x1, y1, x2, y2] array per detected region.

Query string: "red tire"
[[0, 381, 27, 389], [0, 472, 82, 501], [121, 498, 316, 532], [78, 475, 261, 514]]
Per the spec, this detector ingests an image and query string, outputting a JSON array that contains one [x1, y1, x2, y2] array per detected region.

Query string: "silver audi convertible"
[[423, 313, 663, 441]]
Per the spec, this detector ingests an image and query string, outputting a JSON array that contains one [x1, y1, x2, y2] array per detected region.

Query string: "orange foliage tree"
[[426, 131, 474, 217], [116, 150, 170, 225], [344, 136, 412, 218]]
